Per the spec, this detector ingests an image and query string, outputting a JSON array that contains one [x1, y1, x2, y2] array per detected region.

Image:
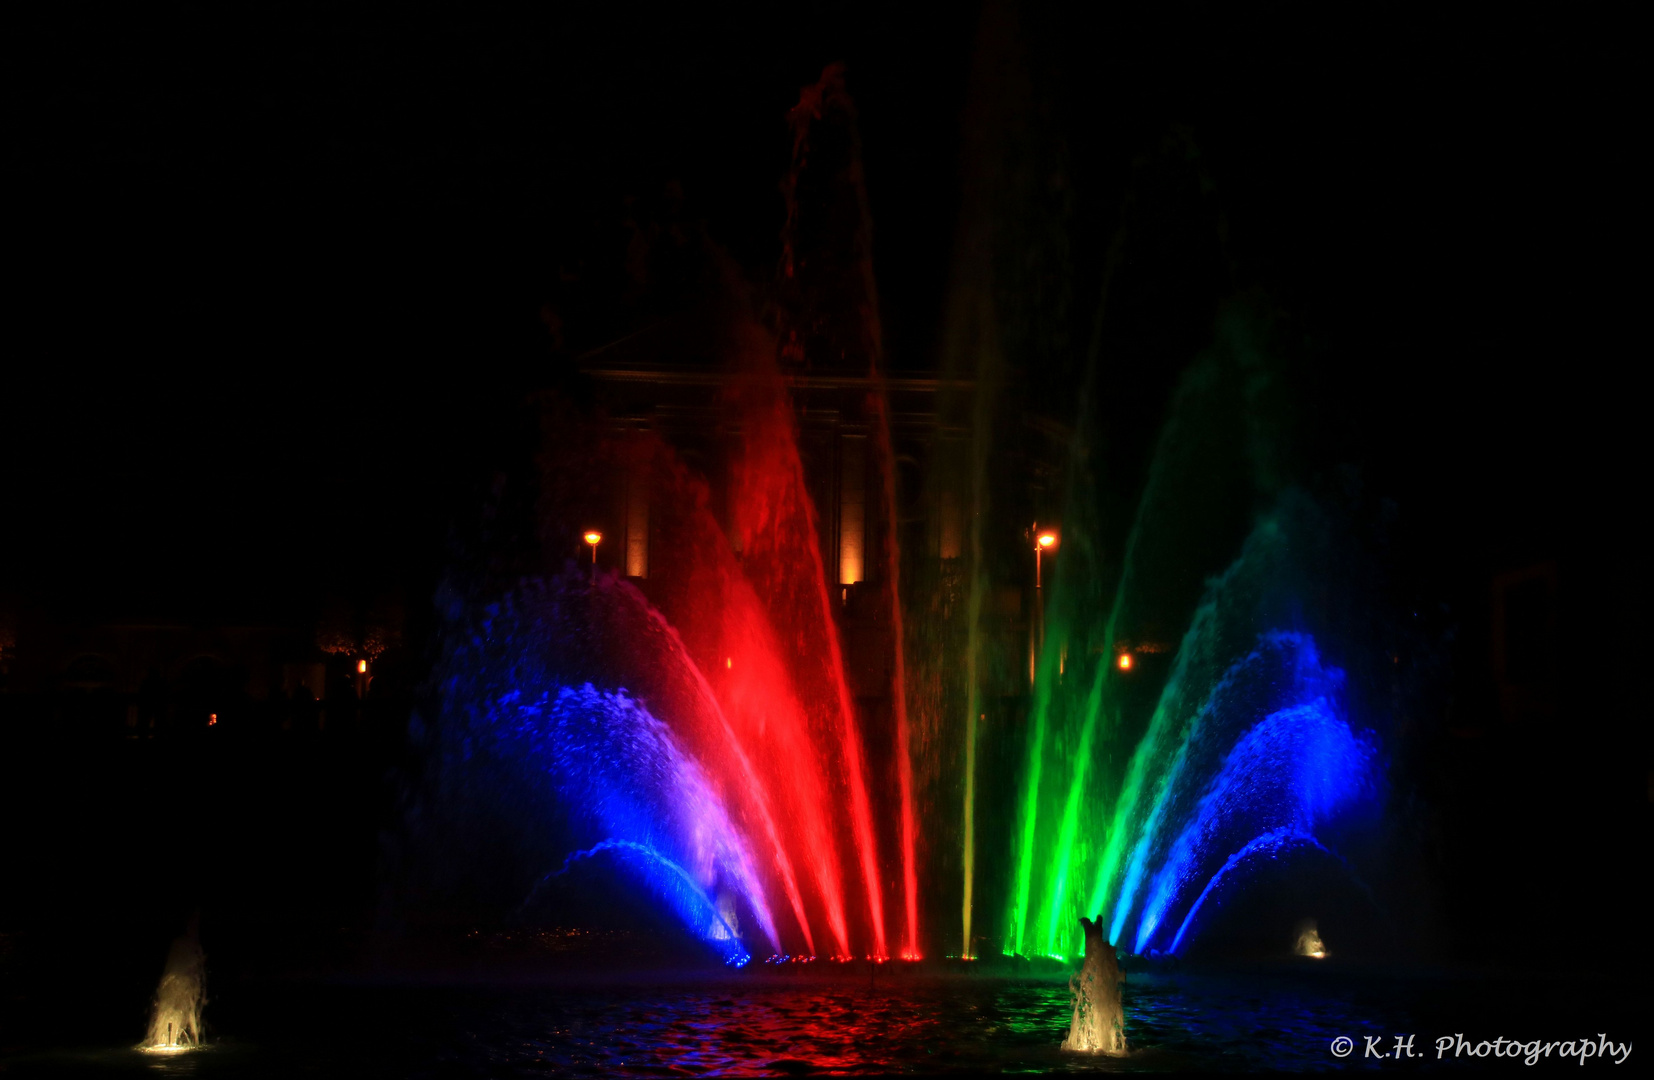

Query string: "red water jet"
[[611, 429, 852, 957], [725, 318, 888, 959], [871, 377, 922, 959], [784, 61, 921, 957], [598, 570, 818, 956]]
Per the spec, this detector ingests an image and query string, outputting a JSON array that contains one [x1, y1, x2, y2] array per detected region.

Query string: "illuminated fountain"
[[1061, 916, 1126, 1055], [996, 306, 1390, 964], [142, 921, 204, 1054], [423, 63, 1398, 989], [1295, 921, 1328, 959], [438, 643, 775, 967], [436, 319, 915, 963], [423, 65, 927, 966]]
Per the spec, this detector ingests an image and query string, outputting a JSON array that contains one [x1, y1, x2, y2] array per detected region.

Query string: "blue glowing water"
[[1074, 492, 1390, 960], [537, 838, 751, 967], [499, 684, 776, 965], [1127, 657, 1375, 954], [1166, 828, 1329, 954]]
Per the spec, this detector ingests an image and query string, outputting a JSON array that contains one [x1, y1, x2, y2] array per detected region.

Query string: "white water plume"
[[143, 922, 204, 1051], [1294, 919, 1327, 958]]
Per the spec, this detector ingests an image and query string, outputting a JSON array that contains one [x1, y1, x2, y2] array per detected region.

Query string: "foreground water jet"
[[1295, 920, 1327, 958], [1061, 916, 1126, 1055], [143, 920, 204, 1053]]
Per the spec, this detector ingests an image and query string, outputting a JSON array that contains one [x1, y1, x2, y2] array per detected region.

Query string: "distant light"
[[583, 531, 602, 546], [357, 659, 368, 674], [1037, 532, 1057, 549], [207, 714, 217, 726], [1117, 653, 1133, 671], [725, 658, 733, 669]]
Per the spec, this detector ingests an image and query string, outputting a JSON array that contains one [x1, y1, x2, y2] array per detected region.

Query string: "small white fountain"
[[1294, 919, 1327, 959], [1062, 916, 1127, 1055], [142, 920, 205, 1053]]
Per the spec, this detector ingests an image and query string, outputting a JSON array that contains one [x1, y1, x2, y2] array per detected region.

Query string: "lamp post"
[[584, 531, 602, 584], [1035, 529, 1057, 589], [1029, 527, 1057, 686]]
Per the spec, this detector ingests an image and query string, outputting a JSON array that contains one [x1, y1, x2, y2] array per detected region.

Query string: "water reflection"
[[7, 972, 1415, 1075], [454, 973, 1406, 1074]]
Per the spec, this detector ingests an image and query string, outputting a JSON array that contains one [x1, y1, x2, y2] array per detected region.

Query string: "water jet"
[[142, 919, 204, 1053], [1061, 916, 1126, 1055]]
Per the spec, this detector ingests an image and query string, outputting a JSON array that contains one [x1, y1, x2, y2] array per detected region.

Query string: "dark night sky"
[[4, 3, 1635, 627]]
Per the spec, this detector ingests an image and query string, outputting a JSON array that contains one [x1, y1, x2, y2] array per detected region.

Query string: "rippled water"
[[441, 972, 1402, 1073], [4, 965, 1639, 1075]]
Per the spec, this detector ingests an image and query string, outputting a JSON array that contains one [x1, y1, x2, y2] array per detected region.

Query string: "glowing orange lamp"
[[1118, 652, 1134, 672], [1034, 528, 1058, 589], [584, 530, 602, 582]]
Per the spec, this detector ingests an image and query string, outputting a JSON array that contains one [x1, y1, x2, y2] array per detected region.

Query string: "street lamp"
[[1035, 530, 1057, 589], [1029, 527, 1058, 687], [584, 531, 602, 583]]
